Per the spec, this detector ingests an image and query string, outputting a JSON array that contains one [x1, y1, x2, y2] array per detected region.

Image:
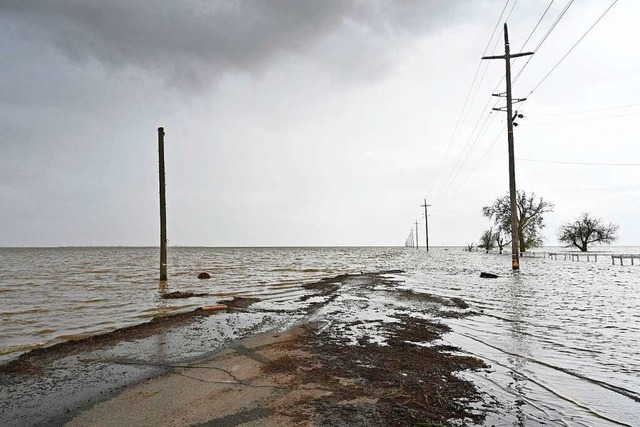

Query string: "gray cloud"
[[8, 0, 631, 247], [1, 0, 472, 88]]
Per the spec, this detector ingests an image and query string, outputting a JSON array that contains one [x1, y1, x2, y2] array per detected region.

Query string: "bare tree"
[[466, 243, 475, 252], [558, 213, 619, 252], [495, 229, 510, 254], [478, 229, 495, 253], [482, 190, 553, 253]]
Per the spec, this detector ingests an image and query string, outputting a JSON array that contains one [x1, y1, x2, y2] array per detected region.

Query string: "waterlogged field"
[[0, 246, 638, 425], [398, 249, 640, 426]]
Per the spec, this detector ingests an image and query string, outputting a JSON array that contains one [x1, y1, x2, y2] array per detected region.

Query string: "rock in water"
[[197, 272, 211, 279], [450, 297, 469, 309], [480, 272, 499, 279], [162, 291, 208, 299]]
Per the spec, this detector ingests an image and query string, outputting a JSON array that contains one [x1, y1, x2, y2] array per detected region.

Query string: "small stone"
[[197, 272, 211, 279]]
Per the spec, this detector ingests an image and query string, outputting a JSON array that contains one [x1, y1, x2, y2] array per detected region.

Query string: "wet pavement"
[[0, 271, 481, 426], [0, 311, 297, 426]]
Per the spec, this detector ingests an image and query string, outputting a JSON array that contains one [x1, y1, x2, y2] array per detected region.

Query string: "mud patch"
[[450, 297, 469, 309], [261, 315, 487, 426], [218, 296, 261, 309], [162, 291, 208, 299]]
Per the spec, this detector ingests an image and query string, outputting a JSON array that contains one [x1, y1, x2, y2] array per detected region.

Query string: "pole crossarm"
[[494, 98, 526, 112], [482, 52, 533, 60], [511, 52, 535, 58]]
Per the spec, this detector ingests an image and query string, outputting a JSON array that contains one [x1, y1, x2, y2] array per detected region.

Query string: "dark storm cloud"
[[0, 0, 470, 87]]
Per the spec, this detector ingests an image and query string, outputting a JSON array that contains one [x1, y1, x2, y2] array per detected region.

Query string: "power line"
[[440, 0, 560, 199], [434, 77, 515, 205], [435, 0, 560, 203], [426, 0, 512, 200], [481, 1, 555, 105], [528, 0, 620, 96], [517, 158, 640, 166], [434, 105, 504, 206], [465, 31, 505, 125], [533, 0, 575, 52], [436, 112, 498, 201], [430, 66, 507, 204], [446, 127, 506, 202], [520, 0, 556, 50], [484, 0, 513, 56], [431, 2, 523, 203], [505, 0, 520, 23], [429, 82, 498, 205], [513, 0, 575, 84], [432, 0, 581, 203], [429, 0, 518, 206], [528, 102, 640, 117], [523, 110, 640, 125], [430, 105, 496, 205], [431, 66, 515, 205]]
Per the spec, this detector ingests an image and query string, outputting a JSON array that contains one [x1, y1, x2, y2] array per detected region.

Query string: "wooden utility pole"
[[415, 220, 419, 249], [420, 199, 431, 251], [482, 23, 533, 271], [158, 127, 167, 281]]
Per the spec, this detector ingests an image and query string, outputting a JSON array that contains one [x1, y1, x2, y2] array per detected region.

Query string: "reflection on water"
[[400, 250, 640, 426], [0, 247, 400, 360], [504, 275, 530, 427], [0, 246, 639, 425]]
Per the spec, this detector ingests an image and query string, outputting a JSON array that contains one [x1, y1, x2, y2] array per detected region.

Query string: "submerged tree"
[[558, 213, 619, 252], [478, 229, 495, 254], [482, 190, 554, 253], [494, 229, 509, 254]]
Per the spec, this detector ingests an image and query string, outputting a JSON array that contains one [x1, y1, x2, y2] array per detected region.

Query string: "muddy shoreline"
[[1, 271, 490, 426], [0, 296, 257, 375]]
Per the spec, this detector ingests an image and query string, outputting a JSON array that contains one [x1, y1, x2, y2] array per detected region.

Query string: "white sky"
[[1, 0, 638, 247]]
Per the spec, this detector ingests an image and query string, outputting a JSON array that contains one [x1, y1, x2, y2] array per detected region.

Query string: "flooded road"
[[1, 246, 638, 425]]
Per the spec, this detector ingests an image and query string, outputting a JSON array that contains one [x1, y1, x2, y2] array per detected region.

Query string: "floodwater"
[[399, 248, 640, 426], [1, 246, 638, 425]]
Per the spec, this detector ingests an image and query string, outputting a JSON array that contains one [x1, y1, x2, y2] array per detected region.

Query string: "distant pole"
[[415, 220, 419, 249], [482, 23, 533, 271], [420, 199, 431, 251], [158, 127, 167, 281]]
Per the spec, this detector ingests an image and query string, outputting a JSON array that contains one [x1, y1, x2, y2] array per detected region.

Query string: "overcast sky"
[[1, 0, 638, 247]]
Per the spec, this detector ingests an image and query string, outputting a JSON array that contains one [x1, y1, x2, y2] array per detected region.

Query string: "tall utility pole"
[[420, 199, 431, 251], [158, 127, 167, 281], [415, 220, 419, 249], [482, 23, 533, 271]]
